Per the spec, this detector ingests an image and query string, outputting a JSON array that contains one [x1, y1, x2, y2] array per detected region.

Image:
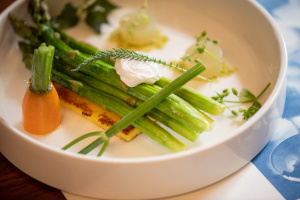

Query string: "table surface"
[[1, 0, 300, 200]]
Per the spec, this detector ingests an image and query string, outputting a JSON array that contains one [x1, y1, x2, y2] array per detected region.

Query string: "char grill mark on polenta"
[[54, 82, 141, 141]]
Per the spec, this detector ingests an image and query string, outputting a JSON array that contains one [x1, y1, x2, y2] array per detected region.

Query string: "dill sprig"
[[77, 47, 174, 70], [74, 48, 210, 81], [211, 83, 271, 120]]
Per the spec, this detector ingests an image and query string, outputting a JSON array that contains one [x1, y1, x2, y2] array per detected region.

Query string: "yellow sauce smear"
[[108, 28, 169, 52]]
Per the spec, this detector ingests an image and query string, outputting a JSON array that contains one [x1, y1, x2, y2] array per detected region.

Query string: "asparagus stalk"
[[18, 42, 35, 70], [18, 41, 186, 151], [56, 28, 115, 65], [54, 28, 225, 116], [99, 62, 206, 153], [56, 28, 98, 56], [53, 59, 200, 141], [18, 40, 200, 141], [39, 23, 211, 133], [16, 29, 201, 142], [156, 77, 226, 115], [63, 62, 206, 155], [10, 5, 215, 132], [27, 0, 224, 117], [30, 0, 220, 125], [8, 15, 41, 47], [11, 1, 218, 138], [112, 62, 206, 138], [51, 69, 184, 152], [152, 84, 215, 126]]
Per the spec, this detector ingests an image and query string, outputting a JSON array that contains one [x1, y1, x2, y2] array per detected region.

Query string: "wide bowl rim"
[[0, 0, 287, 165]]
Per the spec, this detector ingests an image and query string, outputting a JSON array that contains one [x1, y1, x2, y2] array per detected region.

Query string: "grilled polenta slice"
[[53, 82, 141, 141]]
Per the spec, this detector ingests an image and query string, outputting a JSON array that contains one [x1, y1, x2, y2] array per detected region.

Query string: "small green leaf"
[[211, 96, 219, 101], [85, 0, 118, 33], [221, 89, 229, 98], [85, 10, 108, 33], [232, 88, 238, 96], [53, 3, 79, 28], [213, 40, 220, 44], [241, 88, 255, 99], [239, 101, 261, 120], [195, 47, 205, 54], [252, 101, 262, 109], [194, 58, 201, 63], [223, 89, 228, 92], [231, 110, 238, 116], [181, 55, 192, 62], [195, 35, 202, 42], [95, 0, 118, 13]]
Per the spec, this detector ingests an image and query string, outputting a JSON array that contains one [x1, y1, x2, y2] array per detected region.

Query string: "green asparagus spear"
[[16, 28, 201, 142], [56, 28, 114, 65], [27, 0, 224, 117], [53, 28, 225, 116], [53, 59, 200, 141], [8, 15, 41, 47], [9, 9, 216, 133], [18, 41, 188, 151], [156, 77, 226, 115], [63, 62, 206, 155], [18, 42, 35, 70], [11, 1, 218, 140], [39, 24, 211, 133], [51, 69, 184, 152]]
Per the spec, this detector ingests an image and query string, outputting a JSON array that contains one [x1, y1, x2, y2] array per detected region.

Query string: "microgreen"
[[180, 30, 221, 65], [211, 83, 271, 120], [232, 88, 238, 96]]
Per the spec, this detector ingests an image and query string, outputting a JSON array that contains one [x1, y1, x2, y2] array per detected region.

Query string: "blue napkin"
[[253, 0, 300, 199]]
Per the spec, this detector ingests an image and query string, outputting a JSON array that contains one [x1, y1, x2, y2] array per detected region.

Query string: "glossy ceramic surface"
[[0, 0, 287, 199]]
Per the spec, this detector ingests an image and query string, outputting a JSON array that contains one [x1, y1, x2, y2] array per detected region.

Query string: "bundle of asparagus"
[[9, 0, 225, 153]]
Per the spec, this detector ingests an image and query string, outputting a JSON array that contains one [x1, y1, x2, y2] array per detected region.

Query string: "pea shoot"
[[181, 30, 220, 64], [211, 83, 271, 120]]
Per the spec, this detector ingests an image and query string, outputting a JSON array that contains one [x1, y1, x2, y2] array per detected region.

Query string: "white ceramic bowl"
[[0, 0, 287, 199]]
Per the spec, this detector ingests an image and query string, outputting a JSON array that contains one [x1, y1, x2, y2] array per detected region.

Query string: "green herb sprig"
[[53, 0, 118, 33], [75, 47, 174, 69], [181, 30, 221, 64], [211, 83, 271, 120]]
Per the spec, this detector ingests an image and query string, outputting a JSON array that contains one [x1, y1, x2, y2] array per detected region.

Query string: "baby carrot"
[[22, 43, 61, 135]]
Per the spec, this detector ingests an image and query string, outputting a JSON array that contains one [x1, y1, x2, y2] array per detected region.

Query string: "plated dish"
[[0, 0, 287, 199]]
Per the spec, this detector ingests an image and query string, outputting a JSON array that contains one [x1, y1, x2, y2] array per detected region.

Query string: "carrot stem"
[[31, 43, 55, 93]]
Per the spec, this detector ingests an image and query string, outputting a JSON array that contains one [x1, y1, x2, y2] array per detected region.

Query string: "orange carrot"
[[22, 43, 61, 135], [22, 83, 61, 134]]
